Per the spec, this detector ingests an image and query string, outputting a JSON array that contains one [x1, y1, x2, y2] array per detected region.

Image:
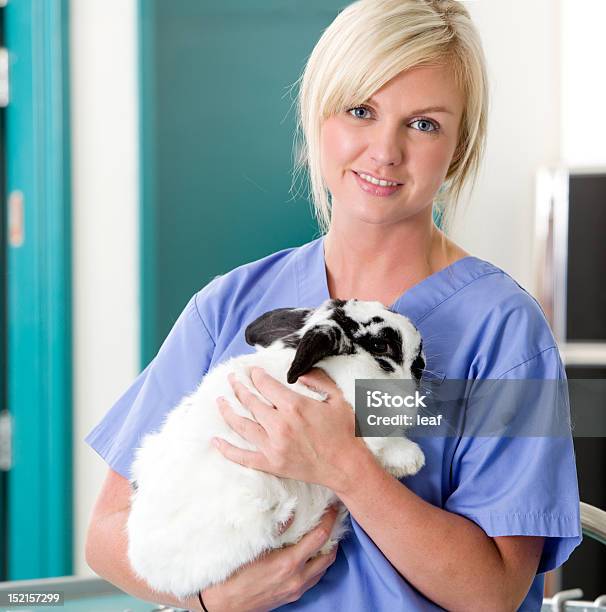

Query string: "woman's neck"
[[322, 219, 467, 305]]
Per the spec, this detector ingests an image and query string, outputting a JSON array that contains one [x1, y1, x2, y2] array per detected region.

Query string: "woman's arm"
[[86, 468, 339, 612], [85, 469, 203, 610], [333, 444, 543, 612]]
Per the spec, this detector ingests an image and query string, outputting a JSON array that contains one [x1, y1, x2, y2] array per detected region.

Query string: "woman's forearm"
[[332, 445, 531, 611], [85, 509, 201, 611]]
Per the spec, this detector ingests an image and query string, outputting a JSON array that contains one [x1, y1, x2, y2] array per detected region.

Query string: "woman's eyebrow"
[[367, 97, 454, 115]]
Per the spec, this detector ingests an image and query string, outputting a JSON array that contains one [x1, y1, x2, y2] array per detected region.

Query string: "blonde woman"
[[85, 1, 581, 610]]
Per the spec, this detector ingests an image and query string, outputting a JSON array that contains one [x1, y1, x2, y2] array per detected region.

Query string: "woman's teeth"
[[357, 172, 400, 187]]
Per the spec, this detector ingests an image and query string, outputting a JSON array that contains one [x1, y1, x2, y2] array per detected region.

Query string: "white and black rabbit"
[[127, 298, 426, 598]]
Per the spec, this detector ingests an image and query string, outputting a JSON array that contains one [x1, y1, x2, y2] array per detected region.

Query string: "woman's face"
[[320, 64, 465, 227]]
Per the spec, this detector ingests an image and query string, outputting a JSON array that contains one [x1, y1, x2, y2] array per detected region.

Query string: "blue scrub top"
[[85, 236, 581, 611]]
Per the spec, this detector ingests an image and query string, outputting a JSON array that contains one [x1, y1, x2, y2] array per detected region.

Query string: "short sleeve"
[[444, 346, 582, 574], [84, 291, 216, 480]]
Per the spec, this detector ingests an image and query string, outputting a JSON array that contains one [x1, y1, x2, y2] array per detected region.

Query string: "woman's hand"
[[212, 366, 368, 491], [199, 505, 340, 612]]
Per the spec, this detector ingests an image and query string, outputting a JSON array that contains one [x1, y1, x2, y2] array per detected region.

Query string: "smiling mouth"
[[353, 170, 403, 186], [352, 170, 404, 196]]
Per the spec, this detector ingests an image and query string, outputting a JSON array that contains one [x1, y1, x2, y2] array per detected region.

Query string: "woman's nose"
[[368, 126, 404, 167]]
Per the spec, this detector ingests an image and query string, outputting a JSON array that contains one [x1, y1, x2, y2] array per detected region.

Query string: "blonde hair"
[[291, 0, 489, 235]]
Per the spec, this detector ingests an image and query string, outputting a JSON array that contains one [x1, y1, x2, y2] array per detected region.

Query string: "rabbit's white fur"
[[127, 299, 425, 598]]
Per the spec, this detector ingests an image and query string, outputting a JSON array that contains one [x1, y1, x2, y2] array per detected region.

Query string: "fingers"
[[300, 567, 329, 593], [217, 396, 267, 447], [301, 545, 338, 584], [249, 367, 305, 414], [228, 373, 278, 432], [291, 505, 339, 566], [211, 437, 270, 473], [298, 368, 338, 398]]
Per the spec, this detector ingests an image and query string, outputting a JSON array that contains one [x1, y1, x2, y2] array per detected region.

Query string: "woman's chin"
[[336, 200, 411, 226]]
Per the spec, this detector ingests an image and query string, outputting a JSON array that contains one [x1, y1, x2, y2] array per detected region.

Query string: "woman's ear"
[[245, 307, 312, 348], [286, 325, 342, 384]]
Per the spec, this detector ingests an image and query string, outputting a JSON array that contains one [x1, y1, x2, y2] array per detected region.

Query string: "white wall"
[[560, 0, 606, 166], [450, 0, 561, 292], [71, 0, 139, 576]]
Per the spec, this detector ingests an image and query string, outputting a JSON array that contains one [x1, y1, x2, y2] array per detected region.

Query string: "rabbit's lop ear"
[[245, 307, 312, 348], [286, 325, 343, 384], [411, 340, 425, 382]]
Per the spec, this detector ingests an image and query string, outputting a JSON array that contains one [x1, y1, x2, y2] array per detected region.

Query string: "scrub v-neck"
[[295, 235, 499, 325]]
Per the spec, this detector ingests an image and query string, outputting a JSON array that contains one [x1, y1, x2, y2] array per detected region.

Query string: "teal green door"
[[3, 0, 72, 579], [139, 1, 348, 363]]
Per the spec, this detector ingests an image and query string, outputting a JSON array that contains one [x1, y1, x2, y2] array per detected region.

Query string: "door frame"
[[138, 0, 157, 368]]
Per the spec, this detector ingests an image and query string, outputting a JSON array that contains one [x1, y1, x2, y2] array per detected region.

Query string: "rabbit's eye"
[[370, 339, 389, 354]]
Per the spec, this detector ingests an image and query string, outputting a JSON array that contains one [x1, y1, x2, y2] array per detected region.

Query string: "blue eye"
[[410, 118, 440, 134], [348, 106, 372, 119]]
